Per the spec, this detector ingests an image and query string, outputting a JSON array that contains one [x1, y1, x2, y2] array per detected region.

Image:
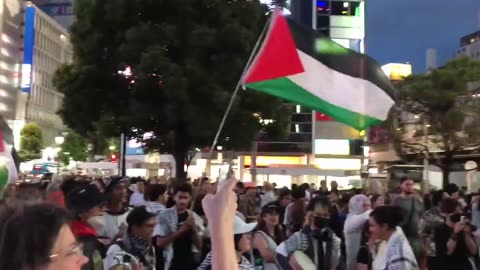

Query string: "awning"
[[254, 167, 355, 177]]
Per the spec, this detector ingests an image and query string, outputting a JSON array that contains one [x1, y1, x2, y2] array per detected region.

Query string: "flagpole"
[[208, 14, 273, 155]]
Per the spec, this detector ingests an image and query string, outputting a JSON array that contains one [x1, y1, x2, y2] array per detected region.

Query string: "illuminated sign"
[[314, 139, 350, 155], [243, 156, 303, 167], [315, 158, 361, 170], [22, 6, 35, 93], [126, 132, 153, 155], [381, 63, 412, 81], [20, 64, 32, 89]]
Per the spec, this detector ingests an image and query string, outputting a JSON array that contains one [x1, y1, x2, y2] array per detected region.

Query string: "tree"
[[18, 123, 43, 162], [58, 130, 89, 164], [389, 57, 480, 186], [54, 0, 288, 179]]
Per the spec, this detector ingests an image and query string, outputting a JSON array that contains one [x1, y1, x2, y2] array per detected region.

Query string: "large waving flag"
[[242, 11, 396, 130], [0, 117, 19, 190]]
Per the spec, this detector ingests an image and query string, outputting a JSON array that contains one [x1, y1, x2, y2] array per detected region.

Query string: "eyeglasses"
[[49, 242, 84, 259]]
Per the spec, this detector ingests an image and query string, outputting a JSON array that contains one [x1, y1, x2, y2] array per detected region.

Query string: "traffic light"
[[110, 153, 118, 163]]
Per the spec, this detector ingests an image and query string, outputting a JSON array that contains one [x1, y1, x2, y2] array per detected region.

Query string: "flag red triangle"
[[0, 128, 4, 153], [243, 11, 304, 84]]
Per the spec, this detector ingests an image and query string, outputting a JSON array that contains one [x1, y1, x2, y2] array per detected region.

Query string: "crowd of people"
[[0, 174, 479, 270]]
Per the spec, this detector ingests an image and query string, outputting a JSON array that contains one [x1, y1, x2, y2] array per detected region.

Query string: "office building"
[[31, 0, 73, 29], [456, 30, 480, 60], [288, 0, 367, 187], [0, 0, 24, 126], [290, 0, 365, 52], [20, 2, 72, 146]]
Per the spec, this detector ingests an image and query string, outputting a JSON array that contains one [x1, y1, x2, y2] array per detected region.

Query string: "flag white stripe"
[[0, 142, 18, 184], [288, 50, 395, 120]]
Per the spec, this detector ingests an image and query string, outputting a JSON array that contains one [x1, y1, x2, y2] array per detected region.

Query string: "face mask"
[[313, 216, 330, 229]]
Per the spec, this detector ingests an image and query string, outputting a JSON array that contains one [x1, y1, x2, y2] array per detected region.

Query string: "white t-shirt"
[[129, 192, 147, 207]]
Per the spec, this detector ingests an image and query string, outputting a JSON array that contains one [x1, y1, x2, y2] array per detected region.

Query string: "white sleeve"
[[276, 242, 289, 257], [153, 224, 162, 237], [104, 245, 123, 270], [330, 234, 342, 269], [157, 214, 169, 237]]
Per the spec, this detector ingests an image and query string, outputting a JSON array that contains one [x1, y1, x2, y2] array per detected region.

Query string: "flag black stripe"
[[0, 117, 13, 145], [286, 17, 396, 101]]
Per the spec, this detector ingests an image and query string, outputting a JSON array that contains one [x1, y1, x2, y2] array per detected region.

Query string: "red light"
[[110, 154, 118, 163]]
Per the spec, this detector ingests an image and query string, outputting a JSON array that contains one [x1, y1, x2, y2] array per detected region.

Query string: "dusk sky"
[[366, 0, 480, 73]]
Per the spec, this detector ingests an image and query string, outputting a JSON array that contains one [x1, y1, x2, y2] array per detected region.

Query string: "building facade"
[[20, 2, 72, 146], [456, 30, 480, 60], [31, 0, 73, 29], [0, 0, 24, 126]]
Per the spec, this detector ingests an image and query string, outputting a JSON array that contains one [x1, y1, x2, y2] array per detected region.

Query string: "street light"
[[55, 136, 65, 145], [54, 135, 65, 174], [109, 145, 116, 151]]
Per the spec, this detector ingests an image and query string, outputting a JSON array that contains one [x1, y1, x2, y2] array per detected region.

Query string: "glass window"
[[331, 2, 348, 15], [316, 0, 330, 15], [290, 123, 312, 133], [291, 113, 312, 123], [350, 2, 361, 16], [316, 15, 329, 31], [331, 1, 361, 16]]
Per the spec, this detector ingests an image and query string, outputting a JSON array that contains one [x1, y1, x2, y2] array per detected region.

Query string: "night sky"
[[366, 0, 480, 73]]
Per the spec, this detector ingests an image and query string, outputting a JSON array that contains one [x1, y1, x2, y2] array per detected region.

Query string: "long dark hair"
[[370, 206, 404, 230], [0, 203, 69, 270], [257, 213, 286, 245], [289, 188, 306, 232]]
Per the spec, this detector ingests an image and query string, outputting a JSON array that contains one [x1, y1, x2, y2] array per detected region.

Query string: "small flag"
[[242, 11, 396, 130], [0, 117, 19, 189], [0, 127, 4, 153]]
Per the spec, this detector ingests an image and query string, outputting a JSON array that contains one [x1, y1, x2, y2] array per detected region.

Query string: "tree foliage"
[[18, 123, 43, 162], [54, 0, 289, 178], [58, 130, 89, 164], [389, 57, 480, 185]]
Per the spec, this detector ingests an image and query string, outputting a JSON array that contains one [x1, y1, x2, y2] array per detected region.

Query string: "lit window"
[[317, 0, 330, 14], [0, 48, 9, 57], [331, 1, 361, 16]]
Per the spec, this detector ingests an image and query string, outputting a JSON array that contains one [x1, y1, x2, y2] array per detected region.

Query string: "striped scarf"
[[382, 227, 419, 270]]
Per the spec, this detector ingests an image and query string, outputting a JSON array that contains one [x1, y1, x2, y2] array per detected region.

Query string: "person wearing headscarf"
[[344, 194, 372, 270]]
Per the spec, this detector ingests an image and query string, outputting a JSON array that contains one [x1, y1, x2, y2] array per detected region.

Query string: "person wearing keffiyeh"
[[105, 207, 157, 270], [276, 197, 341, 270], [369, 206, 419, 270]]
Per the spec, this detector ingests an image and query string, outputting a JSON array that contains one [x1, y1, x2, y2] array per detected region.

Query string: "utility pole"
[[251, 141, 258, 183], [119, 133, 126, 177], [423, 118, 429, 188]]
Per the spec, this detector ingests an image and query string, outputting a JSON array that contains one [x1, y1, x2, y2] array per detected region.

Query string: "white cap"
[[233, 215, 257, 234]]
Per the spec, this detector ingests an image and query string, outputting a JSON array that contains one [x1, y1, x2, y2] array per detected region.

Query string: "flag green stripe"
[[246, 77, 383, 130]]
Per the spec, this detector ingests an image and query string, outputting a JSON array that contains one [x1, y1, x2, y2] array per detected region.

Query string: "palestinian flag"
[[242, 11, 396, 130], [0, 117, 19, 191]]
